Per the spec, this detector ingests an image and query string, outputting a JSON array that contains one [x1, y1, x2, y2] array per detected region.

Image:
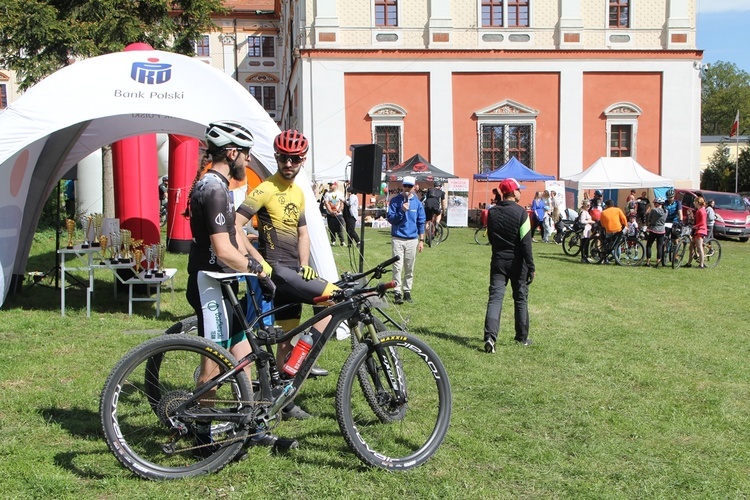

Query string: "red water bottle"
[[282, 333, 313, 376]]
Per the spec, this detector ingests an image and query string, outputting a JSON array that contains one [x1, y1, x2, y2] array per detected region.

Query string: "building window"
[[609, 0, 629, 28], [604, 102, 640, 159], [482, 0, 503, 27], [0, 84, 7, 109], [481, 0, 529, 28], [368, 104, 406, 168], [375, 0, 398, 27], [196, 35, 210, 57], [610, 125, 632, 157], [480, 124, 533, 172], [375, 126, 401, 169], [249, 85, 277, 115], [248, 36, 275, 58]]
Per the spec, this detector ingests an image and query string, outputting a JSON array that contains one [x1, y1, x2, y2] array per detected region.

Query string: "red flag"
[[730, 110, 739, 137]]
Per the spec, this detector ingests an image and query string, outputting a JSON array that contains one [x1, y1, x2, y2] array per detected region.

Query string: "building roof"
[[223, 1, 275, 13]]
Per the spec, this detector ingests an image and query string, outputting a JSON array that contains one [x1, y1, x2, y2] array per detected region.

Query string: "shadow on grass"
[[40, 406, 115, 479], [411, 326, 476, 350]]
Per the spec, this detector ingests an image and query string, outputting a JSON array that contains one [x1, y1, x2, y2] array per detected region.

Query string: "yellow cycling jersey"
[[237, 173, 306, 268]]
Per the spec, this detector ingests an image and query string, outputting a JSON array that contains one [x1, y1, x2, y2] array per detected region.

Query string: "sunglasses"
[[226, 147, 250, 156], [276, 154, 305, 164]]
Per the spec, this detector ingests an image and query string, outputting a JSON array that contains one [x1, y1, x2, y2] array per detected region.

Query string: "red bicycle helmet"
[[274, 129, 309, 155]]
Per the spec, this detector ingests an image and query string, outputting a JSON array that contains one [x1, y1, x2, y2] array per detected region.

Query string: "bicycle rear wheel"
[[703, 238, 721, 268], [336, 332, 451, 470], [431, 224, 443, 247], [562, 231, 582, 257], [438, 221, 449, 243], [615, 239, 644, 266], [101, 335, 252, 480]]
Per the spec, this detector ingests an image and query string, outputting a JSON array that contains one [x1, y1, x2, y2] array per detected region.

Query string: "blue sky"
[[697, 0, 750, 73]]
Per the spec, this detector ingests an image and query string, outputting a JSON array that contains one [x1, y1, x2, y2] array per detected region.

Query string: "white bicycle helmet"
[[205, 121, 255, 149]]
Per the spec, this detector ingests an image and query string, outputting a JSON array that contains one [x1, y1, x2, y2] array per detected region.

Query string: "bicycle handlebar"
[[335, 256, 400, 286], [313, 280, 396, 304]]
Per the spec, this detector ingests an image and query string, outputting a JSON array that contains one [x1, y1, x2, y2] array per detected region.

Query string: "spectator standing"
[[387, 176, 425, 304], [705, 199, 716, 239], [590, 190, 604, 221], [578, 199, 594, 263], [685, 196, 708, 268], [530, 191, 546, 243], [636, 191, 650, 225], [483, 178, 535, 353], [644, 197, 667, 268], [626, 189, 637, 218], [323, 181, 346, 246], [342, 185, 361, 247]]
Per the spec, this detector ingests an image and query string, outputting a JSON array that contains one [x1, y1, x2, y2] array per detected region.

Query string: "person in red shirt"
[[685, 196, 708, 268]]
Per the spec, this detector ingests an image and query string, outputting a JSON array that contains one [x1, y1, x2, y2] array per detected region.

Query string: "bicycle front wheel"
[[615, 239, 644, 266], [101, 335, 253, 480], [336, 332, 452, 470], [474, 227, 490, 245], [703, 238, 721, 268], [672, 240, 689, 269], [350, 318, 406, 423]]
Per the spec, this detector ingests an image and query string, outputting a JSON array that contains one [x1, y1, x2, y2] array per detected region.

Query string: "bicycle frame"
[[173, 274, 399, 431]]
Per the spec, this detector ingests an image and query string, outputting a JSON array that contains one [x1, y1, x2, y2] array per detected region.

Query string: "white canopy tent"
[[563, 157, 674, 190], [0, 49, 336, 307]]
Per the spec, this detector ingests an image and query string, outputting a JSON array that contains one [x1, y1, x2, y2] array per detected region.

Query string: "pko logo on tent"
[[131, 60, 172, 85]]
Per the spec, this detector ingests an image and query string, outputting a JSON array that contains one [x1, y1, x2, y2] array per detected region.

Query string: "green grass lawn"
[[1, 227, 749, 498]]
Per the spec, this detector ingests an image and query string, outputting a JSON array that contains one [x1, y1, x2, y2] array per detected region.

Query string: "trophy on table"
[[109, 232, 120, 263], [144, 245, 154, 278], [65, 219, 76, 249], [80, 215, 91, 249], [91, 214, 103, 247], [155, 244, 166, 278], [98, 235, 108, 265], [134, 248, 143, 273], [120, 230, 132, 263]]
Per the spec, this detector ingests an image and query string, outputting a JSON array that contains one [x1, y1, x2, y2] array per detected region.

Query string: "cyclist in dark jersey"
[[423, 181, 446, 225], [185, 120, 296, 452], [236, 129, 338, 402]]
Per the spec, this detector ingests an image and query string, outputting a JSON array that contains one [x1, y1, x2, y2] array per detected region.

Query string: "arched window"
[[604, 102, 641, 158], [474, 99, 538, 173], [368, 104, 406, 169]]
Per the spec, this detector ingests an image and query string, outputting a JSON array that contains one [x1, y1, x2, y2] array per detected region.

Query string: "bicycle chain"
[[161, 397, 278, 455]]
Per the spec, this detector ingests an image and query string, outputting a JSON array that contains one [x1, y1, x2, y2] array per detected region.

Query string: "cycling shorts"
[[271, 265, 338, 321], [186, 271, 247, 349]]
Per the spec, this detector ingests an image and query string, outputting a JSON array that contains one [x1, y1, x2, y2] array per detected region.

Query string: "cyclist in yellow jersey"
[[236, 130, 338, 419]]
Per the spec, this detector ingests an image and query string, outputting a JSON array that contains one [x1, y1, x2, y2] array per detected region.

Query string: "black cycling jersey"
[[187, 170, 239, 274], [424, 187, 444, 212]]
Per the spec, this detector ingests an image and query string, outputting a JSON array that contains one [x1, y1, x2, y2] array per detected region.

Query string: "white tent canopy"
[[0, 49, 336, 307], [563, 157, 674, 190]]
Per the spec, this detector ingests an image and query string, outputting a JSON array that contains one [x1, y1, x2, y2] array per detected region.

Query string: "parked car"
[[675, 189, 750, 242]]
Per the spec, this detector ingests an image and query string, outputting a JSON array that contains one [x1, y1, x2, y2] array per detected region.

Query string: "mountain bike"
[[100, 257, 452, 479], [672, 225, 722, 269], [162, 259, 408, 421], [586, 226, 644, 266]]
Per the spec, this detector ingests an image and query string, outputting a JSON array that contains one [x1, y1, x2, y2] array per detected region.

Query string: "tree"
[[701, 61, 750, 137], [0, 0, 227, 218], [0, 0, 227, 91], [702, 139, 750, 193]]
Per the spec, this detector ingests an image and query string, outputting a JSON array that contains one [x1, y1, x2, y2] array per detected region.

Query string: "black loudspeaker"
[[350, 144, 383, 194]]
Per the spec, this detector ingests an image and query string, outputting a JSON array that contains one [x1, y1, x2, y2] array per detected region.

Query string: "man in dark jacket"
[[483, 178, 536, 352]]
